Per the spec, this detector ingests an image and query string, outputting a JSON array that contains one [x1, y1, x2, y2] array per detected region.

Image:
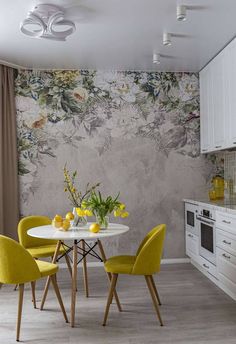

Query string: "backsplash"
[[15, 70, 218, 258]]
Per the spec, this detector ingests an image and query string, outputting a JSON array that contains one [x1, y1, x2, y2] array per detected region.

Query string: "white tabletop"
[[27, 222, 129, 241]]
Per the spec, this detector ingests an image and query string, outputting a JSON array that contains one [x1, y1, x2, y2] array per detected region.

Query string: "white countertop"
[[183, 198, 236, 215]]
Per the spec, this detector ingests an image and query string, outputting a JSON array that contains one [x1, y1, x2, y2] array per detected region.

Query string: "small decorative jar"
[[72, 207, 87, 228]]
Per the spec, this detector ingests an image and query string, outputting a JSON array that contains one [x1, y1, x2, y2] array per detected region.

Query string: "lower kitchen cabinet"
[[217, 247, 236, 300], [185, 231, 198, 260]]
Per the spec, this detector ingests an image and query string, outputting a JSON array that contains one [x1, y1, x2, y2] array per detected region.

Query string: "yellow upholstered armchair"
[[0, 235, 68, 341], [103, 224, 166, 326]]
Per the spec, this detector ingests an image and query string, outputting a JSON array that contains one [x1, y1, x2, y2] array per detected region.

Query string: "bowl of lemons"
[[52, 212, 74, 231]]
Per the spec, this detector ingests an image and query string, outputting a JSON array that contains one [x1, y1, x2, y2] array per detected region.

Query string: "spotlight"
[[163, 32, 171, 46], [177, 5, 187, 21], [153, 53, 161, 64]]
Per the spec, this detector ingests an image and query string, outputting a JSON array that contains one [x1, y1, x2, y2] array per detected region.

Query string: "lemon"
[[52, 219, 63, 228], [89, 223, 100, 233], [54, 214, 63, 222], [62, 219, 70, 231], [66, 212, 74, 221]]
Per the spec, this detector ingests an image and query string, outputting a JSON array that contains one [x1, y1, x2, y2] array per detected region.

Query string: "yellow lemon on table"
[[89, 223, 100, 233], [62, 219, 70, 231], [66, 212, 74, 221], [52, 219, 63, 228], [54, 214, 63, 222]]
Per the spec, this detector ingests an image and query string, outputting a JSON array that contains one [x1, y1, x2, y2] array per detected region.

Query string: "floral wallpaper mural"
[[15, 70, 217, 258]]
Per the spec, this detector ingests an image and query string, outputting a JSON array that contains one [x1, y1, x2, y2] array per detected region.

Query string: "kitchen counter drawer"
[[216, 212, 236, 234], [217, 247, 236, 286], [186, 231, 198, 259], [216, 228, 236, 256], [197, 255, 217, 278]]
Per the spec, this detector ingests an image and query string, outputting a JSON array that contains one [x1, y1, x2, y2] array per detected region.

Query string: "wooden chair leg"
[[103, 273, 118, 326], [0, 283, 3, 290], [71, 240, 78, 327], [14, 284, 18, 291], [31, 281, 37, 308], [150, 275, 162, 306], [16, 284, 24, 342], [65, 253, 72, 278], [40, 241, 61, 310], [81, 240, 89, 297], [145, 275, 163, 326], [97, 240, 122, 311], [50, 274, 69, 323]]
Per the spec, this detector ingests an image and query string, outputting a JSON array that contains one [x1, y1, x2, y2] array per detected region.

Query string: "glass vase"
[[96, 214, 109, 229], [72, 207, 87, 228]]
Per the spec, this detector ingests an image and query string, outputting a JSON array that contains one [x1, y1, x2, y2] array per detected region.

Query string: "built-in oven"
[[185, 202, 199, 236], [197, 206, 216, 265]]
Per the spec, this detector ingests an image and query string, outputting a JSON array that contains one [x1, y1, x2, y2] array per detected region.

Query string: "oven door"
[[185, 203, 198, 236], [198, 217, 216, 265]]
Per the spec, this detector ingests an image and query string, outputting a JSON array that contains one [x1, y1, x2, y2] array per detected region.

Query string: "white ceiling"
[[0, 0, 235, 71]]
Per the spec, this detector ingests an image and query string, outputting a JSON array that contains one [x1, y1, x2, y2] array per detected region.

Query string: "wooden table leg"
[[81, 240, 89, 297], [71, 240, 78, 327], [97, 239, 122, 312], [40, 240, 62, 310]]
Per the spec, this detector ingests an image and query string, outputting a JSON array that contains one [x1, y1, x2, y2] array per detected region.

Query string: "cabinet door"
[[228, 39, 236, 146], [200, 66, 213, 153], [212, 53, 226, 150]]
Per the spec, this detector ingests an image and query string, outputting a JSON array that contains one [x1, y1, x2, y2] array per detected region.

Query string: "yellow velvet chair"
[[103, 224, 166, 327], [0, 235, 68, 342]]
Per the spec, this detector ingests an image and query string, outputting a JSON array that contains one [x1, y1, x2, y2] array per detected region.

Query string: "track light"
[[163, 32, 171, 46], [177, 5, 187, 21], [153, 53, 161, 64]]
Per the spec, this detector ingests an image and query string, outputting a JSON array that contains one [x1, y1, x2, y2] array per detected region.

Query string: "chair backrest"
[[132, 224, 166, 275], [18, 215, 56, 248], [0, 235, 41, 284]]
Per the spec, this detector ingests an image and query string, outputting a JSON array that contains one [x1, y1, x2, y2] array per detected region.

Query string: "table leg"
[[71, 240, 78, 327], [81, 240, 89, 297], [40, 240, 62, 310], [97, 239, 122, 312]]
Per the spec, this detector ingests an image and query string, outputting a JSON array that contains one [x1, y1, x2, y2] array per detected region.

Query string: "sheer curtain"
[[0, 65, 19, 237]]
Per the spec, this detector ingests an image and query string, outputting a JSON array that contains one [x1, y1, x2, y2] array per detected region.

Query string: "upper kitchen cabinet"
[[200, 38, 236, 153]]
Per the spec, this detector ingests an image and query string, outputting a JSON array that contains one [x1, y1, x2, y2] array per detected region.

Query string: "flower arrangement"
[[63, 165, 99, 225], [78, 191, 129, 229]]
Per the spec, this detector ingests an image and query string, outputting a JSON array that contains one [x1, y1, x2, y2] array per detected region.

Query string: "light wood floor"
[[1, 263, 236, 344]]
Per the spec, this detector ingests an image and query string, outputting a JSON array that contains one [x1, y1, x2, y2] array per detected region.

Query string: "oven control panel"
[[199, 206, 215, 220]]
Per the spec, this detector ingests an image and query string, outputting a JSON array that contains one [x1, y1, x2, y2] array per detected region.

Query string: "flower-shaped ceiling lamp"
[[20, 4, 76, 41]]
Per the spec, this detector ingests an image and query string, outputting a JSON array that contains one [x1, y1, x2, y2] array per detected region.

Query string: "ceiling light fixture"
[[163, 32, 171, 46], [153, 53, 161, 64], [20, 4, 76, 41], [177, 5, 187, 21]]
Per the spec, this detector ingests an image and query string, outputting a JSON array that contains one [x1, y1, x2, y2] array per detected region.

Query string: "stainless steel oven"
[[185, 202, 199, 236], [197, 206, 216, 265]]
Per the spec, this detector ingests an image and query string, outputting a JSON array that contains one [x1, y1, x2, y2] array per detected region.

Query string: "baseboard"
[[58, 258, 190, 269]]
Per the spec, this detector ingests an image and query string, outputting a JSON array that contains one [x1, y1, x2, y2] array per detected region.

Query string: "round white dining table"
[[28, 222, 129, 327]]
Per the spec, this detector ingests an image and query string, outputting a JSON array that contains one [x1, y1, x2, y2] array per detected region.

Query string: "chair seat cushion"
[[27, 244, 67, 258], [36, 260, 58, 278], [105, 255, 136, 274]]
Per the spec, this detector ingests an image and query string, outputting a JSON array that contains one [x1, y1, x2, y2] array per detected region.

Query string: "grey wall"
[[15, 70, 217, 258]]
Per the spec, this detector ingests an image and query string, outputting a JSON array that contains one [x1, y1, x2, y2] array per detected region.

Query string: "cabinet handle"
[[215, 145, 222, 148], [202, 149, 207, 152], [222, 239, 231, 245], [188, 234, 193, 238], [222, 253, 231, 259], [203, 263, 209, 269], [233, 142, 236, 144], [222, 220, 231, 224]]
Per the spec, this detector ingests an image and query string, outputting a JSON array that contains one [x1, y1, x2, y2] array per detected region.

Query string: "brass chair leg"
[[16, 284, 24, 342], [40, 241, 61, 310], [145, 275, 163, 326], [81, 240, 89, 297], [50, 274, 69, 323], [97, 240, 122, 311], [150, 275, 162, 306], [103, 273, 118, 326], [31, 281, 37, 308]]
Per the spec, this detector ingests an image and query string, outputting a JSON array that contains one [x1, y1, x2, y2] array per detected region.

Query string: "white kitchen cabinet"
[[200, 37, 236, 153], [185, 231, 199, 260]]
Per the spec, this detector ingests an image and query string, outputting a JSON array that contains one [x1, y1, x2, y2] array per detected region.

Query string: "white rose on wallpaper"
[[72, 86, 89, 102], [178, 74, 199, 101], [16, 96, 41, 114]]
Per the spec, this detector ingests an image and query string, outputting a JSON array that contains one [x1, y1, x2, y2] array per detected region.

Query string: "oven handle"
[[196, 216, 214, 226]]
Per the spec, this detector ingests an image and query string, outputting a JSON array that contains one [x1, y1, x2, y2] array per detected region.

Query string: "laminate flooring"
[[1, 263, 236, 344]]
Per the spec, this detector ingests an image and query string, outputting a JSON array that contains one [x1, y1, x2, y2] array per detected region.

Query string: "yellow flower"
[[120, 211, 129, 218], [71, 188, 76, 193], [81, 201, 87, 209], [64, 188, 67, 192], [114, 209, 121, 217], [84, 209, 93, 217], [76, 208, 86, 217], [119, 203, 126, 210]]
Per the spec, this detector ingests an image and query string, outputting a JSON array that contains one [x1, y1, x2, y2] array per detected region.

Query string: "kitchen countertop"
[[183, 198, 236, 215]]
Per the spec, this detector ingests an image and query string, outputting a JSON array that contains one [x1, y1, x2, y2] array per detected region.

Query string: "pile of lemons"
[[52, 212, 74, 231]]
